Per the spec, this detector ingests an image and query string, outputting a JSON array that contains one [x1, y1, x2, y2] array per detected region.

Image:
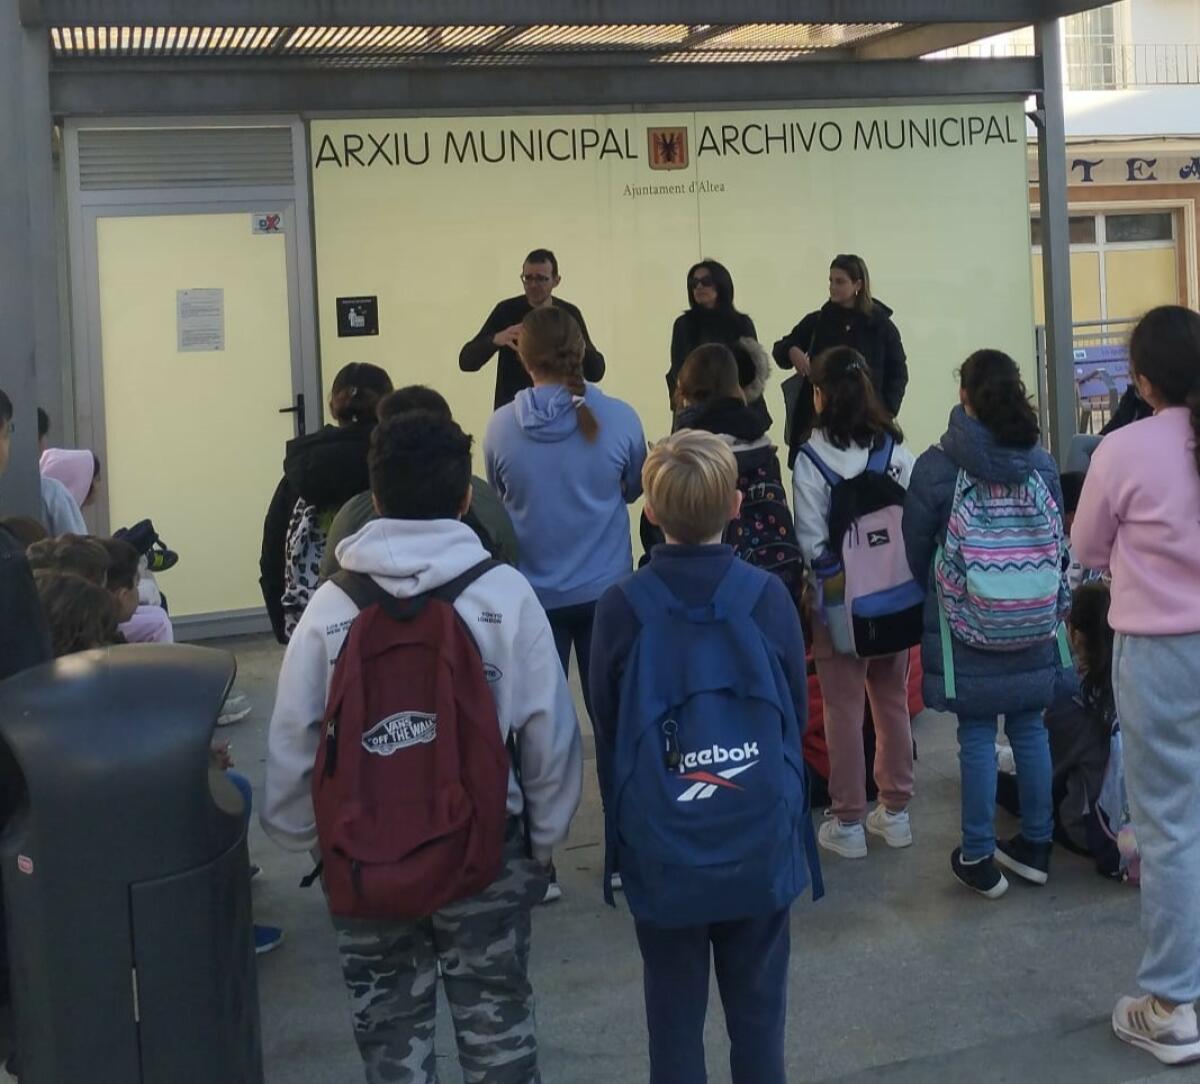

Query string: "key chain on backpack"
[[662, 719, 682, 773]]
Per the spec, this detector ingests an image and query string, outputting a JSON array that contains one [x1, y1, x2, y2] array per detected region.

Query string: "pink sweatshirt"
[[1072, 407, 1200, 635]]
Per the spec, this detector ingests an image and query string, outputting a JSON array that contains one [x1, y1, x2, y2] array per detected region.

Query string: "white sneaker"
[[866, 805, 913, 848], [1113, 995, 1200, 1065], [609, 872, 623, 893], [996, 742, 1016, 775], [818, 816, 867, 859], [540, 869, 563, 904], [217, 693, 252, 727]]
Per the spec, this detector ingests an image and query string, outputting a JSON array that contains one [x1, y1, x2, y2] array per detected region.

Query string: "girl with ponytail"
[[1073, 305, 1200, 1063], [485, 306, 646, 896]]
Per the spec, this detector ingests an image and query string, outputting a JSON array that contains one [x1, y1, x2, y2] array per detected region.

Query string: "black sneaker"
[[995, 834, 1052, 885], [951, 848, 1009, 899], [146, 541, 179, 573]]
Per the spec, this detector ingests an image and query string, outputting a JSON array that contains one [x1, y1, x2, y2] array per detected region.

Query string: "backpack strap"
[[429, 558, 503, 605], [934, 543, 958, 702], [331, 559, 501, 620], [621, 568, 681, 627], [796, 442, 843, 490], [709, 559, 769, 621], [865, 433, 896, 475]]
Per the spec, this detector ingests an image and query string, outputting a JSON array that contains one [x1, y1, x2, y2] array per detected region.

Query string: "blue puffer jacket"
[[902, 406, 1065, 719]]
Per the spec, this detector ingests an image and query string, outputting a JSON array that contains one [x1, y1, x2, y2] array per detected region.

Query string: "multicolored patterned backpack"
[[724, 445, 804, 608]]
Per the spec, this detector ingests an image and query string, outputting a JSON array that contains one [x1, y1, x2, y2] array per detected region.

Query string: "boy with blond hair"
[[590, 430, 820, 1084]]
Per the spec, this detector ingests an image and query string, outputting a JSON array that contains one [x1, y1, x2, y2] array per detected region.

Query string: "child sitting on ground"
[[98, 537, 174, 644], [32, 570, 121, 656]]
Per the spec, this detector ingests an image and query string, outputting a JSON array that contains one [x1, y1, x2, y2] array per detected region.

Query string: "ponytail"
[[960, 350, 1040, 448], [518, 307, 599, 442], [1129, 305, 1200, 478], [329, 362, 394, 426], [811, 346, 902, 450]]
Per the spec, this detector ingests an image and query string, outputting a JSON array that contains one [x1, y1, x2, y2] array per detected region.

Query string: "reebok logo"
[[867, 528, 890, 548], [681, 742, 758, 770], [675, 743, 759, 802], [362, 712, 437, 756]]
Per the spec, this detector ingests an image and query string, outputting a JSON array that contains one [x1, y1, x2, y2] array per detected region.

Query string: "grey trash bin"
[[0, 643, 263, 1084]]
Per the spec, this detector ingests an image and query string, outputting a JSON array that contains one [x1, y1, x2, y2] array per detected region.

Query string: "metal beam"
[[49, 56, 1043, 116], [26, 1, 1113, 29], [1034, 18, 1076, 464], [1, 0, 58, 519], [855, 22, 1025, 60]]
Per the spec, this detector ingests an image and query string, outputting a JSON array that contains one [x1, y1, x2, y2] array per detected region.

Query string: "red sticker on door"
[[16, 855, 33, 876]]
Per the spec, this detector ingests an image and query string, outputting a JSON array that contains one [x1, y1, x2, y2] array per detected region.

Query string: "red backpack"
[[313, 560, 511, 920]]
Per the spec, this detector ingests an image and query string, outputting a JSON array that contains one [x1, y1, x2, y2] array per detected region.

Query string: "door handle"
[[279, 393, 306, 436]]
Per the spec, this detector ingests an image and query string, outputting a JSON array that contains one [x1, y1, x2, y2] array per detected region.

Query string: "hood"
[[284, 423, 375, 508], [677, 396, 770, 443], [335, 517, 490, 599], [819, 297, 895, 326], [736, 336, 771, 404], [940, 405, 1037, 483], [40, 448, 94, 506], [513, 383, 585, 443], [805, 431, 879, 477]]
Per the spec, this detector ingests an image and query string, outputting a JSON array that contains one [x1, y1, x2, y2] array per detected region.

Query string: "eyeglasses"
[[520, 273, 552, 285], [689, 275, 714, 289]]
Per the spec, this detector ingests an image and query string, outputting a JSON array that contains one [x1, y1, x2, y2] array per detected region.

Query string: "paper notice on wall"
[[177, 288, 226, 352]]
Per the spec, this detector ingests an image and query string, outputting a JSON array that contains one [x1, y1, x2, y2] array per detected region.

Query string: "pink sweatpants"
[[814, 650, 913, 823]]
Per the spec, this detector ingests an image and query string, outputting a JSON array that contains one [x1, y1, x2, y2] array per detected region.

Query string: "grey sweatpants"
[[1114, 630, 1200, 1005]]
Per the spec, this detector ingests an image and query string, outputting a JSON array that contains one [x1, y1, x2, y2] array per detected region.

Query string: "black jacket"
[[1100, 385, 1153, 435], [259, 422, 377, 643], [667, 309, 758, 406], [0, 525, 51, 682], [773, 299, 908, 451], [459, 295, 606, 410]]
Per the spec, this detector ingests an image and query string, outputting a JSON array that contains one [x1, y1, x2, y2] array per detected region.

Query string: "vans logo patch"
[[477, 611, 502, 625], [867, 528, 890, 548], [362, 712, 437, 756]]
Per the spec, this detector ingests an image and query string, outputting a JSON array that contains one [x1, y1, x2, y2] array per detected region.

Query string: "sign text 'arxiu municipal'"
[[313, 112, 1022, 170]]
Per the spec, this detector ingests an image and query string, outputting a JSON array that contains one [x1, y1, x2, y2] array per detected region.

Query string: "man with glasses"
[[460, 248, 606, 410]]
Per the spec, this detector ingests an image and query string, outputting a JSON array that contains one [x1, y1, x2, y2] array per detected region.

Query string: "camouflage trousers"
[[333, 829, 551, 1084]]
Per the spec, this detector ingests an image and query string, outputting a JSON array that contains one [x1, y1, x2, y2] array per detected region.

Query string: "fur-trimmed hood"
[[737, 335, 771, 405]]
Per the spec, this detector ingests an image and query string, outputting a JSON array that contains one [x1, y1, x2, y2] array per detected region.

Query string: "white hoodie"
[[791, 429, 916, 565], [262, 517, 583, 863]]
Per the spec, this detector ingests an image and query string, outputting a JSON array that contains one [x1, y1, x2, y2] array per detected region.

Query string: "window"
[[1029, 215, 1097, 247], [1063, 3, 1128, 90], [1105, 212, 1173, 244]]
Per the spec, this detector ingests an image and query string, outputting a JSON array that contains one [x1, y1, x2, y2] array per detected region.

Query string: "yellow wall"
[[1105, 247, 1178, 321], [98, 214, 294, 616], [311, 104, 1036, 469], [1032, 251, 1103, 324]]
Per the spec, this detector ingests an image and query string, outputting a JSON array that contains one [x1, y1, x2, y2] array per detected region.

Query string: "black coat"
[[0, 525, 51, 682], [773, 299, 908, 455], [667, 309, 757, 406], [259, 422, 377, 643]]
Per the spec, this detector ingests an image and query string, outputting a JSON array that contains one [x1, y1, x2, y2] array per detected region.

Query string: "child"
[[98, 536, 174, 644], [904, 350, 1067, 899], [33, 570, 121, 656], [792, 347, 917, 858], [1072, 305, 1200, 1064], [26, 533, 110, 585], [264, 410, 581, 1084], [485, 306, 646, 898], [590, 430, 819, 1084]]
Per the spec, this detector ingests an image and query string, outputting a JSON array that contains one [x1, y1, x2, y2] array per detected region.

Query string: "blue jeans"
[[958, 711, 1052, 861], [227, 769, 253, 829], [635, 910, 790, 1084]]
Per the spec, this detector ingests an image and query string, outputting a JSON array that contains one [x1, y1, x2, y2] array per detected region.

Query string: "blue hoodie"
[[903, 406, 1065, 719], [484, 382, 647, 611]]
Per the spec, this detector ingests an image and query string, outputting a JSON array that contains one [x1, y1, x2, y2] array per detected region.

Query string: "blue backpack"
[[608, 560, 823, 928]]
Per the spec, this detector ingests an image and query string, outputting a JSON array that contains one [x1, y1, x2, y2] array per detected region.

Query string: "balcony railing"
[[929, 42, 1200, 90]]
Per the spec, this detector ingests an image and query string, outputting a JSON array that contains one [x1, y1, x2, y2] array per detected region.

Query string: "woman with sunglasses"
[[773, 254, 908, 466], [668, 260, 767, 422]]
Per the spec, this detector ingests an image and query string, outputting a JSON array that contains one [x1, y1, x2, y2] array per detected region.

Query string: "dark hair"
[[525, 248, 558, 277], [1069, 581, 1115, 727], [685, 259, 738, 314], [1129, 305, 1200, 478], [34, 570, 121, 657], [675, 344, 743, 412], [0, 389, 11, 424], [1060, 471, 1086, 517], [99, 536, 139, 592], [329, 363, 394, 426], [0, 516, 48, 549], [811, 346, 903, 450], [37, 407, 49, 440], [369, 411, 472, 520], [830, 254, 874, 315], [518, 307, 599, 442], [27, 534, 110, 585], [960, 350, 1040, 448], [378, 385, 452, 423]]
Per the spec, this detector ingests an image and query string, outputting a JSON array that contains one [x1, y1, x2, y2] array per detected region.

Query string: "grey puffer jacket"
[[902, 406, 1065, 718]]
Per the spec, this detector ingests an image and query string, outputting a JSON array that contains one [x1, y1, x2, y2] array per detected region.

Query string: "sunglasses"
[[689, 275, 714, 289]]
